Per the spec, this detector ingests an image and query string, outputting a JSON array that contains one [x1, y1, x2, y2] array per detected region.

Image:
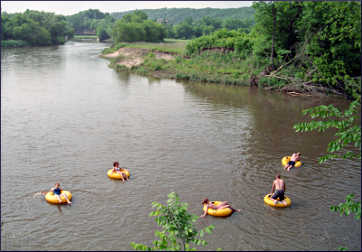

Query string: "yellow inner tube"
[[281, 156, 302, 168], [45, 191, 72, 204], [264, 194, 291, 208], [203, 201, 233, 217], [107, 169, 130, 180]]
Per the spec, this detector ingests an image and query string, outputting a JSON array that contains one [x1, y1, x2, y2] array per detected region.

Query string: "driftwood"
[[286, 91, 312, 97]]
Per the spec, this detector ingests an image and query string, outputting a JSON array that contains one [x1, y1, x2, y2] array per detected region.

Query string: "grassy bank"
[[1, 40, 29, 48], [102, 39, 254, 86], [124, 39, 188, 54], [102, 41, 355, 97], [73, 35, 98, 39], [134, 52, 252, 85]]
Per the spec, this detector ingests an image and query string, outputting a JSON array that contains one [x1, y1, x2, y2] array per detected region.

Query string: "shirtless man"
[[284, 152, 301, 171], [270, 174, 287, 206]]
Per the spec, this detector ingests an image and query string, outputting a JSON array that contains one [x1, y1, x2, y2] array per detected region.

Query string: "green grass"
[[102, 40, 258, 86], [1, 40, 29, 48], [131, 51, 255, 86], [102, 43, 127, 54], [73, 35, 98, 39], [121, 39, 189, 54]]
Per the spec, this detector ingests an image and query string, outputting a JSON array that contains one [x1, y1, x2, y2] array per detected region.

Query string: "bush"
[[185, 29, 252, 58]]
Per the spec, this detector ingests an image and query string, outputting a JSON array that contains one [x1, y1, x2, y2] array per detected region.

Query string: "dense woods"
[[112, 8, 254, 39], [111, 7, 255, 25], [251, 1, 361, 98], [112, 11, 166, 43], [183, 1, 361, 98], [1, 10, 74, 47], [1, 7, 254, 45], [66, 9, 115, 41]]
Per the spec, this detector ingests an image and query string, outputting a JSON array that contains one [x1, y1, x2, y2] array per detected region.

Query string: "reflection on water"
[[1, 41, 361, 251]]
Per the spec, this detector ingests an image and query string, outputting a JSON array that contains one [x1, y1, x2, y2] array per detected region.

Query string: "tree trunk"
[[270, 2, 276, 69]]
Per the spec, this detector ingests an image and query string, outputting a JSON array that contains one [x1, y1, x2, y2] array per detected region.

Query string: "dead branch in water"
[[286, 91, 312, 97]]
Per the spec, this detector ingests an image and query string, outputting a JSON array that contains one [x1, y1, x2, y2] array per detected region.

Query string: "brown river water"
[[1, 41, 360, 250]]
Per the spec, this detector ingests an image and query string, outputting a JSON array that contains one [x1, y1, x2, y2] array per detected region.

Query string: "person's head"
[[202, 198, 209, 204], [113, 161, 119, 168], [297, 152, 301, 157], [275, 174, 281, 179], [55, 183, 60, 188]]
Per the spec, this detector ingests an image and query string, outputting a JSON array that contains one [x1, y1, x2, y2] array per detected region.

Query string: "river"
[[1, 41, 360, 251]]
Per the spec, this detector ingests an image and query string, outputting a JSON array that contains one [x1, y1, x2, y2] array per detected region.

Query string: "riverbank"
[[1, 40, 30, 48], [101, 41, 254, 86], [100, 41, 347, 98]]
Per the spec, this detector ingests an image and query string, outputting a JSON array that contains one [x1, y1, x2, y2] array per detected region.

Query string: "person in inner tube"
[[270, 174, 287, 206], [200, 198, 240, 217], [284, 152, 301, 171], [112, 161, 128, 182], [50, 182, 72, 205]]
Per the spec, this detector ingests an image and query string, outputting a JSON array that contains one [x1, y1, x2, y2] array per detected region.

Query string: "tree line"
[[165, 16, 253, 39], [66, 9, 254, 42], [1, 7, 255, 46], [111, 7, 255, 25], [1, 9, 74, 47], [65, 9, 116, 41], [112, 10, 166, 43]]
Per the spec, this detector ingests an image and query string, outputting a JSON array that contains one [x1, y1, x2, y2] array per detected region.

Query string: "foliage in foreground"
[[130, 192, 216, 251], [294, 100, 361, 163], [331, 193, 361, 251], [294, 99, 361, 250], [330, 194, 361, 220]]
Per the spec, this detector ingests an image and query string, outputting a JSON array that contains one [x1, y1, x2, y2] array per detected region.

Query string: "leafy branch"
[[131, 192, 217, 251], [293, 100, 361, 164]]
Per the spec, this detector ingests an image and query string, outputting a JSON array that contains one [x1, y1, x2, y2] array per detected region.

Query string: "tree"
[[1, 10, 74, 46], [66, 9, 106, 34], [222, 18, 253, 33], [111, 11, 165, 43], [297, 1, 361, 98], [174, 21, 194, 39], [130, 192, 217, 251]]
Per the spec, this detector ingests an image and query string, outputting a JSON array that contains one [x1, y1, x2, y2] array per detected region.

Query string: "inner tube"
[[107, 169, 130, 180], [264, 194, 291, 208], [281, 156, 302, 168], [203, 201, 233, 217], [45, 191, 72, 204]]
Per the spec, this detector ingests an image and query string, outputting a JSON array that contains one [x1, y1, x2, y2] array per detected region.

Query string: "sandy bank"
[[102, 47, 175, 68]]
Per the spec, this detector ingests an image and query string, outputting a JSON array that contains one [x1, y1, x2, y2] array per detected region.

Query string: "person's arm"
[[270, 182, 275, 195], [200, 205, 208, 217], [283, 182, 286, 192]]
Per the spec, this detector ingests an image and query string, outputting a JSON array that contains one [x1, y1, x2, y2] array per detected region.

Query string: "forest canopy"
[[112, 11, 166, 43], [1, 9, 74, 46]]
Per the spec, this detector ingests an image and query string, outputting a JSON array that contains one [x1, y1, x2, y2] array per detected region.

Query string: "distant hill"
[[111, 7, 255, 25]]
